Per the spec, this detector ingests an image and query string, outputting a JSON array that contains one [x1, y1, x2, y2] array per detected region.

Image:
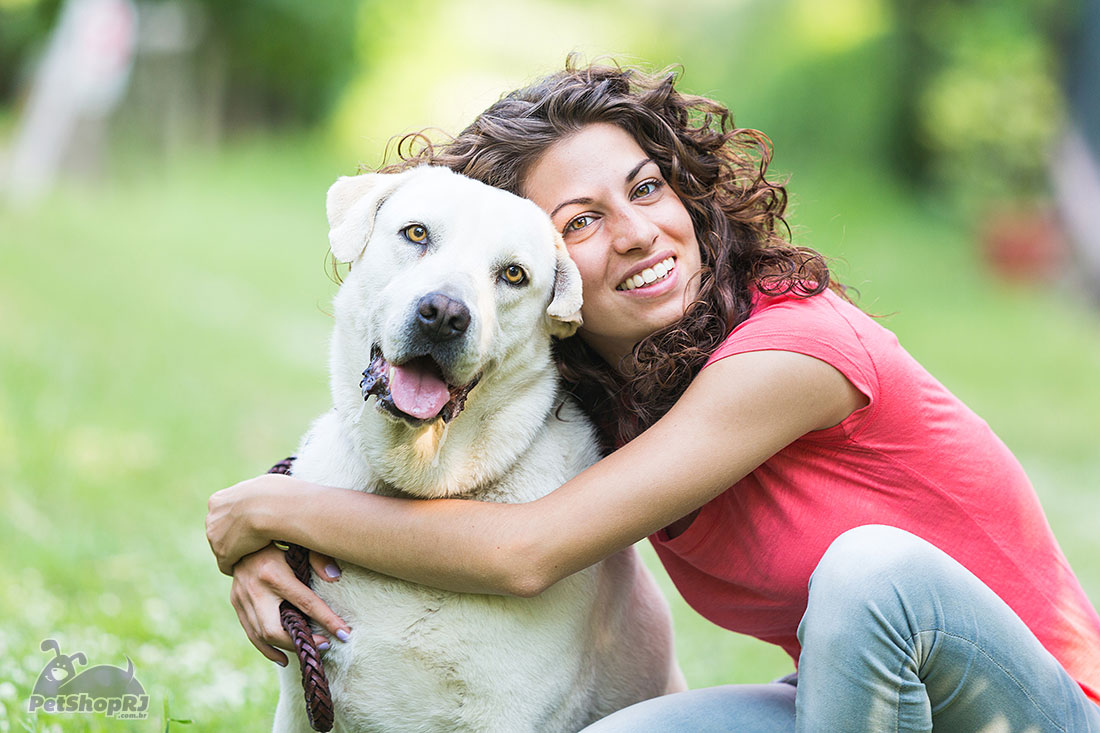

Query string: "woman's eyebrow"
[[549, 159, 656, 219], [626, 158, 655, 183], [550, 197, 594, 219]]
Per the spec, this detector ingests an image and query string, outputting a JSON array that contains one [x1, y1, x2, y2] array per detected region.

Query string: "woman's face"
[[522, 123, 703, 368]]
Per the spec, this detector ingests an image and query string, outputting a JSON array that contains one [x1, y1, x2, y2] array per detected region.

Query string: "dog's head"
[[326, 166, 583, 427]]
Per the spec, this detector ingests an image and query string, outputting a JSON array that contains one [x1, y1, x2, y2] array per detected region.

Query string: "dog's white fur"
[[273, 166, 684, 732]]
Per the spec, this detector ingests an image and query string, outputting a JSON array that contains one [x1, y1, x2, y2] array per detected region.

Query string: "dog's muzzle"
[[360, 346, 479, 425]]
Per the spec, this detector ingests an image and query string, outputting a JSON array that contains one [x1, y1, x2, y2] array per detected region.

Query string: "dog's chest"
[[286, 410, 603, 729], [313, 564, 598, 731]]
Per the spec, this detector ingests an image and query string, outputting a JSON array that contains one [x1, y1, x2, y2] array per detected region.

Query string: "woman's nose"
[[609, 207, 659, 254]]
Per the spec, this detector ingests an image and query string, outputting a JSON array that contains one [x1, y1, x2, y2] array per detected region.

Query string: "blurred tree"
[[661, 0, 1070, 208], [0, 0, 64, 103], [193, 0, 359, 128], [890, 0, 1071, 203], [889, 0, 1079, 284], [0, 0, 361, 129]]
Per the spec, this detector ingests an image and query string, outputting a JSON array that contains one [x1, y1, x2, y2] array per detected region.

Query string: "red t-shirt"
[[649, 288, 1100, 702]]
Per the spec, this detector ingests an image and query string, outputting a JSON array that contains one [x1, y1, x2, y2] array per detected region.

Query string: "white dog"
[[273, 166, 684, 732]]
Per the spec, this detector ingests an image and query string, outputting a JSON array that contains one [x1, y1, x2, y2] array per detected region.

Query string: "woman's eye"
[[402, 224, 428, 244], [564, 215, 594, 233], [501, 265, 528, 286], [632, 179, 661, 199]]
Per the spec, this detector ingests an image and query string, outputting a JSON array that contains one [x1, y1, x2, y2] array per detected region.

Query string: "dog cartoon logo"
[[27, 639, 149, 719]]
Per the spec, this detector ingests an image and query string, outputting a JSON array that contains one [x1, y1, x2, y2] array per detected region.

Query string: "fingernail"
[[277, 658, 288, 667], [325, 564, 341, 579], [317, 641, 331, 651], [336, 628, 351, 642]]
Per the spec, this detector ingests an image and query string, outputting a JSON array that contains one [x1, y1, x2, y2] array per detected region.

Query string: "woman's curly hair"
[[380, 56, 843, 449]]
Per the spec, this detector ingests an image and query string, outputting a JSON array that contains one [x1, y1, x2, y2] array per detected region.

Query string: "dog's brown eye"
[[501, 265, 527, 286], [403, 224, 428, 244]]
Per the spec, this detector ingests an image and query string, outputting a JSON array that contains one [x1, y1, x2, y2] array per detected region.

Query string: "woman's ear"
[[326, 172, 407, 263], [546, 234, 584, 338]]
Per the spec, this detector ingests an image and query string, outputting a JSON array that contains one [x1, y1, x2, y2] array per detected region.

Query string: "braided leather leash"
[[267, 457, 334, 732]]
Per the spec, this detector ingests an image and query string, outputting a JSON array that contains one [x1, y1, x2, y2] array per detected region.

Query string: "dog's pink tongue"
[[390, 361, 450, 420]]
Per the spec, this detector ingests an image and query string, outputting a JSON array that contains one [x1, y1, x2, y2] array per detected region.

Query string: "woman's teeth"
[[617, 257, 675, 291]]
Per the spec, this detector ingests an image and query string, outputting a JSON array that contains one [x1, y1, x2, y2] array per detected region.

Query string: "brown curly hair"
[[379, 56, 844, 449]]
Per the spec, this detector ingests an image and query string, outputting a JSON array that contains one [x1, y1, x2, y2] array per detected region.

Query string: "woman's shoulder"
[[709, 287, 877, 364], [702, 286, 892, 420]]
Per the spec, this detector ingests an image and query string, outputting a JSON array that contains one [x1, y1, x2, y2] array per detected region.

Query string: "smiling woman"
[[207, 57, 1100, 732], [522, 123, 703, 368]]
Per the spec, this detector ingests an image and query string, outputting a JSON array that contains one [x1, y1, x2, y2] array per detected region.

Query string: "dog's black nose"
[[416, 292, 471, 342]]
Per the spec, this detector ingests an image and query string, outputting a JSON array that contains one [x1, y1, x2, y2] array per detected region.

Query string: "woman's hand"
[[207, 473, 295, 575], [230, 544, 351, 666]]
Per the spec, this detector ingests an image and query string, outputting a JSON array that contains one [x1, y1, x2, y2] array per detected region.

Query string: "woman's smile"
[[615, 254, 677, 292], [522, 123, 703, 368]]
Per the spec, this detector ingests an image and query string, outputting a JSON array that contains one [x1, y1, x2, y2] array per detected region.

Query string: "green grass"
[[1, 136, 1097, 728]]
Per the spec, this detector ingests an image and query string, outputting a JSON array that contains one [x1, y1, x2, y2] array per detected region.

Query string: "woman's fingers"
[[231, 544, 352, 661], [309, 550, 342, 583], [275, 569, 351, 642], [231, 545, 303, 661], [231, 576, 290, 666], [244, 613, 290, 667]]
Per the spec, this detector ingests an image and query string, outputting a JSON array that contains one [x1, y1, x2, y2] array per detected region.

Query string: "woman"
[[207, 59, 1100, 730]]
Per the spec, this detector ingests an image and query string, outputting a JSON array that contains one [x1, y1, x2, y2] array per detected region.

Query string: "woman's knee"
[[810, 525, 929, 593], [801, 525, 948, 640]]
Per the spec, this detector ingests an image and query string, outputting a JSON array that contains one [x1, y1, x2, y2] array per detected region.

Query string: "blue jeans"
[[583, 525, 1100, 732]]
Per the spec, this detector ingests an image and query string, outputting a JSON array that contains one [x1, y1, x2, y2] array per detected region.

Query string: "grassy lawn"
[[1, 136, 1097, 729]]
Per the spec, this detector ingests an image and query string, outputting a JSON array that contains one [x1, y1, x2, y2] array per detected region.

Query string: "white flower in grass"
[[189, 665, 250, 712], [0, 681, 16, 700], [98, 592, 122, 617], [176, 639, 216, 676], [138, 641, 168, 667], [22, 588, 60, 626], [143, 597, 181, 637]]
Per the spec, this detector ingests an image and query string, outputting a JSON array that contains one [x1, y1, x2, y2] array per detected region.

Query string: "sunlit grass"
[[1, 135, 1096, 726]]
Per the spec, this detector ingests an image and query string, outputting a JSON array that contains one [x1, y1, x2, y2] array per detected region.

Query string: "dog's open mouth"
[[360, 347, 479, 425]]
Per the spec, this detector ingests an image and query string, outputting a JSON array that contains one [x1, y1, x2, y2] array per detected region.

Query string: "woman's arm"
[[208, 349, 866, 596]]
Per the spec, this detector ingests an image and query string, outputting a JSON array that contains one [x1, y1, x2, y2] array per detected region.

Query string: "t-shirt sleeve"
[[703, 290, 879, 435]]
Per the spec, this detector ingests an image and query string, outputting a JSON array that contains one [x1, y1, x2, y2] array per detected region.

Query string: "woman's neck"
[[580, 333, 639, 378]]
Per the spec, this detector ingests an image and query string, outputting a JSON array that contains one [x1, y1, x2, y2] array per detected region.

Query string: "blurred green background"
[[1, 0, 1098, 729]]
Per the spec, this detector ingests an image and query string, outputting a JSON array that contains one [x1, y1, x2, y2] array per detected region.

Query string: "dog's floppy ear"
[[326, 172, 408, 263], [546, 234, 584, 339]]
